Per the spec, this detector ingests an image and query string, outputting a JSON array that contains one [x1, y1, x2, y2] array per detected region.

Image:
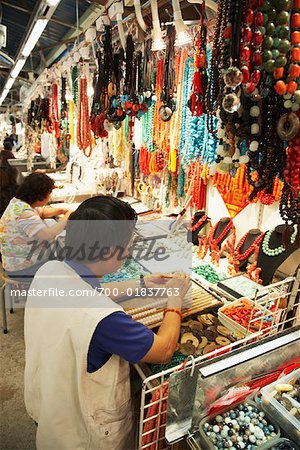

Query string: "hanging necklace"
[[262, 227, 297, 256], [77, 76, 92, 157], [190, 214, 208, 232], [235, 231, 264, 261], [209, 219, 234, 246]]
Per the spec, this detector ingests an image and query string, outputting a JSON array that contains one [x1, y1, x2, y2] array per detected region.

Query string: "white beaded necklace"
[[262, 227, 297, 257]]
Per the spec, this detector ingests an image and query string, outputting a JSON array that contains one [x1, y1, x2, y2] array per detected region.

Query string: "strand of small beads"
[[72, 66, 79, 106], [262, 226, 297, 256]]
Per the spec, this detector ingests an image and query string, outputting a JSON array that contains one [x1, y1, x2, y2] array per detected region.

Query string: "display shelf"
[[137, 272, 299, 450]]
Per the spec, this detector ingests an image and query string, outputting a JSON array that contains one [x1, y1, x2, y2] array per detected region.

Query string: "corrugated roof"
[[0, 0, 92, 95]]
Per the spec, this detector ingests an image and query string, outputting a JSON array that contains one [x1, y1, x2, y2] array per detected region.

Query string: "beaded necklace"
[[72, 66, 79, 106], [178, 57, 194, 157], [208, 219, 234, 247], [262, 227, 297, 256], [190, 214, 208, 232], [235, 231, 264, 261], [77, 77, 92, 157]]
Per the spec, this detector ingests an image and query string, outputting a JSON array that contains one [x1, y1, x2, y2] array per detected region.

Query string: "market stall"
[[0, 0, 299, 449]]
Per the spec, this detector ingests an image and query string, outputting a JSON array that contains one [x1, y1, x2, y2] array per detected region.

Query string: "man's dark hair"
[[65, 196, 137, 263], [3, 141, 12, 151], [16, 173, 55, 205]]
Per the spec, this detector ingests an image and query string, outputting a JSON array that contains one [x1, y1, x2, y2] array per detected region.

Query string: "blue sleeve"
[[88, 312, 154, 372]]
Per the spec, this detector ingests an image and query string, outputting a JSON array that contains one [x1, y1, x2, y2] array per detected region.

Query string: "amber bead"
[[289, 64, 300, 78], [287, 81, 298, 94], [275, 80, 287, 95], [292, 31, 300, 45], [291, 47, 300, 62], [292, 13, 300, 29], [274, 67, 284, 79]]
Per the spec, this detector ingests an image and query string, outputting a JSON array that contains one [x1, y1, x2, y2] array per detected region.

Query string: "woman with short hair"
[[0, 172, 71, 280]]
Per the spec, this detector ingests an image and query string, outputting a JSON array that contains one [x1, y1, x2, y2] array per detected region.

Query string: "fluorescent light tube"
[[5, 78, 15, 91], [11, 59, 26, 78], [22, 19, 48, 57], [47, 0, 60, 5]]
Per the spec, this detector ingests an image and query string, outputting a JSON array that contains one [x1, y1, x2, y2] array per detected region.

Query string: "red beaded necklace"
[[209, 219, 234, 246], [190, 214, 208, 232], [235, 231, 264, 261], [77, 77, 92, 157]]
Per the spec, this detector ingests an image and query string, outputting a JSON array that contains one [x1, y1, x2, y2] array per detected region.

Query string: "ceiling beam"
[[1, 2, 31, 14], [37, 2, 105, 73]]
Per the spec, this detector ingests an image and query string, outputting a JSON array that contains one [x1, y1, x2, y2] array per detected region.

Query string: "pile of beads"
[[193, 264, 227, 284], [201, 401, 278, 449], [221, 298, 273, 332], [101, 258, 149, 283]]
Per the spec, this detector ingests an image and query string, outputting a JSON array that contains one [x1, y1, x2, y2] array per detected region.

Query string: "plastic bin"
[[261, 369, 300, 446], [198, 400, 280, 450], [218, 297, 277, 336]]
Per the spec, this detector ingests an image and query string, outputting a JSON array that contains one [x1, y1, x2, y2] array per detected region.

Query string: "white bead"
[[240, 155, 250, 164], [283, 92, 292, 100], [251, 123, 259, 134], [294, 90, 300, 103], [284, 100, 293, 109], [249, 141, 259, 152], [292, 102, 300, 111], [223, 156, 232, 164], [250, 106, 260, 117]]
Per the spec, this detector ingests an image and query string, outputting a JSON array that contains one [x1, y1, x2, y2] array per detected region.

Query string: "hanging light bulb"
[[150, 0, 166, 51], [172, 0, 192, 47]]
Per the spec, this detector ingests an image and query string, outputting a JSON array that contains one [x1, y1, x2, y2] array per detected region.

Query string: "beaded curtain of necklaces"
[[203, 0, 299, 224]]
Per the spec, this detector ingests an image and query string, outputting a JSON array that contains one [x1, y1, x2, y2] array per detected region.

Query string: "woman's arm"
[[35, 211, 72, 241], [38, 206, 70, 219]]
